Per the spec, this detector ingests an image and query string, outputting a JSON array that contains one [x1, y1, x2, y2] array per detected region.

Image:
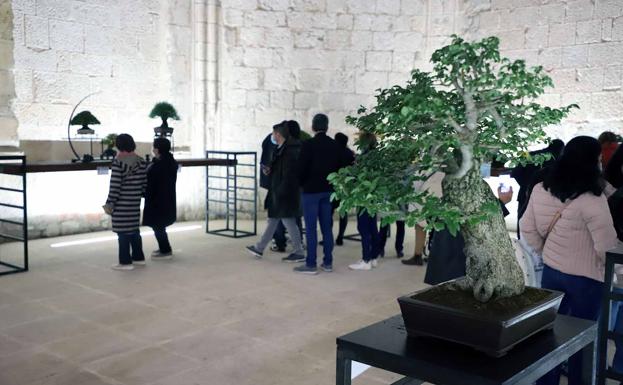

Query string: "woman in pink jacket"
[[520, 136, 618, 385]]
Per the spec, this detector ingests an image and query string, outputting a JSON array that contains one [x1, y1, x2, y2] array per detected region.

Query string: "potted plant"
[[149, 102, 180, 137], [100, 133, 118, 159], [70, 110, 100, 135], [329, 35, 577, 356]]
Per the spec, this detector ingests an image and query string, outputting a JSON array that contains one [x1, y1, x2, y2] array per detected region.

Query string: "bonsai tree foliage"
[[101, 133, 118, 159], [149, 102, 180, 136], [329, 36, 577, 303], [70, 110, 100, 134]]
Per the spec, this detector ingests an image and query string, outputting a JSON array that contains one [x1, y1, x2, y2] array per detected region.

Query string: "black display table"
[[336, 314, 597, 385]]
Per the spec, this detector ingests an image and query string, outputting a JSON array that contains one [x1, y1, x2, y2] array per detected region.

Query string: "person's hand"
[[497, 185, 513, 204], [102, 204, 113, 215]]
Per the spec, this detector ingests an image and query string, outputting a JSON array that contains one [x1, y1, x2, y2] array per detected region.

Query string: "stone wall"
[[458, 0, 623, 141], [10, 0, 194, 145], [3, 0, 623, 237], [0, 0, 18, 146], [216, 0, 429, 151]]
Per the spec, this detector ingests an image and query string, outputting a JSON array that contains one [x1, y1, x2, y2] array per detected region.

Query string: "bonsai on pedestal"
[[149, 102, 179, 138], [329, 35, 577, 356], [69, 110, 100, 162], [100, 133, 117, 160]]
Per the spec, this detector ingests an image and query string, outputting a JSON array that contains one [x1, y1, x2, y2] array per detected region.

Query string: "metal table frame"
[[0, 155, 28, 276], [206, 151, 257, 238], [337, 314, 597, 385], [598, 245, 623, 384]]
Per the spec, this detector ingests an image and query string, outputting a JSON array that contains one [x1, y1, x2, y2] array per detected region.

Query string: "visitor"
[[401, 225, 426, 265], [246, 121, 305, 262], [511, 139, 564, 236], [605, 144, 623, 189], [520, 136, 618, 385], [379, 220, 405, 258], [403, 172, 445, 266], [294, 113, 341, 274], [143, 137, 178, 260], [599, 131, 619, 170], [102, 134, 148, 271], [259, 129, 287, 252], [424, 185, 513, 284], [271, 120, 306, 248], [333, 132, 355, 245], [349, 132, 382, 271]]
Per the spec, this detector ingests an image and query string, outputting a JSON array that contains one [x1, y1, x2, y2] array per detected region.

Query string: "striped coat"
[[105, 154, 148, 233]]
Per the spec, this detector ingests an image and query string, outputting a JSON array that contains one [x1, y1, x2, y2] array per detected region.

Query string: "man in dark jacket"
[[143, 137, 178, 260], [247, 122, 305, 262], [260, 132, 289, 252], [294, 114, 341, 275], [511, 139, 564, 236]]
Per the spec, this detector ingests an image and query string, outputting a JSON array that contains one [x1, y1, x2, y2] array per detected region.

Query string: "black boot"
[[401, 254, 423, 266]]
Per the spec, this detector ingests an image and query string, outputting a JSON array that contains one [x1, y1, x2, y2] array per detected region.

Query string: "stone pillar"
[[0, 1, 18, 147]]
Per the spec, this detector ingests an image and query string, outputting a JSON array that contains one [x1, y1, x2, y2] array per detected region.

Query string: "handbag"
[[517, 199, 571, 287]]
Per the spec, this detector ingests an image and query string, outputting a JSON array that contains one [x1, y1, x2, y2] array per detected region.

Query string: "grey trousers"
[[255, 217, 304, 255]]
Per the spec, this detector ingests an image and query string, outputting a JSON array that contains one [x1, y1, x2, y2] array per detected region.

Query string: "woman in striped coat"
[[103, 134, 148, 271]]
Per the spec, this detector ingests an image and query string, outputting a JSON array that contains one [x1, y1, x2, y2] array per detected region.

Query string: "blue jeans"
[[379, 220, 405, 253], [357, 210, 380, 262], [537, 265, 603, 385], [117, 230, 145, 265], [302, 192, 333, 268]]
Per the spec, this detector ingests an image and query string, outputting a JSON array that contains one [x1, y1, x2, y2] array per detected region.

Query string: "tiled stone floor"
[[0, 221, 428, 385]]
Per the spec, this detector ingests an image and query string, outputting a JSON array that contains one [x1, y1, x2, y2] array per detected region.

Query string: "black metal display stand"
[[0, 155, 28, 276], [337, 314, 597, 385], [206, 151, 257, 238], [598, 245, 623, 384]]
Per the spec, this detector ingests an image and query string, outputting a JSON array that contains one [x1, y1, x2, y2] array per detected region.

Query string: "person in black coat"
[[143, 138, 178, 259], [332, 132, 355, 245], [247, 121, 305, 262], [293, 114, 342, 274], [423, 187, 513, 285], [511, 139, 564, 236]]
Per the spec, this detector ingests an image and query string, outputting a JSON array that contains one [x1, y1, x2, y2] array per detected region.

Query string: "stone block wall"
[[10, 0, 193, 144], [216, 0, 429, 151], [459, 0, 623, 141], [3, 0, 623, 237], [0, 1, 18, 146]]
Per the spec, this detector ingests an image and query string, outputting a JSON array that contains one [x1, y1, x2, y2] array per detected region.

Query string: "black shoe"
[[335, 238, 343, 246], [270, 244, 286, 252], [282, 253, 305, 263], [402, 255, 423, 266], [396, 250, 404, 258], [246, 245, 263, 258]]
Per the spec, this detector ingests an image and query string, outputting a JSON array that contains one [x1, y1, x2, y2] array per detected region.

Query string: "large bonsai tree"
[[329, 36, 576, 302]]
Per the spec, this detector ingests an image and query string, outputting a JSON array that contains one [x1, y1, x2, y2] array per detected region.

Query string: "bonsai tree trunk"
[[442, 168, 525, 302], [161, 117, 168, 128]]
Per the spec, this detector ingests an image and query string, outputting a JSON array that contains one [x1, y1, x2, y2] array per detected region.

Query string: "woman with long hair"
[[520, 136, 618, 385]]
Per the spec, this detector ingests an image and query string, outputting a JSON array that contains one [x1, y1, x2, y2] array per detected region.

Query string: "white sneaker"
[[371, 259, 378, 268], [111, 264, 134, 271], [133, 260, 146, 266], [349, 260, 372, 271]]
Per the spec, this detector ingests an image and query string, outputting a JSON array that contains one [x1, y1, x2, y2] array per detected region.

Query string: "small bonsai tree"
[[149, 102, 180, 136], [101, 133, 118, 159], [329, 35, 577, 302], [70, 110, 100, 134]]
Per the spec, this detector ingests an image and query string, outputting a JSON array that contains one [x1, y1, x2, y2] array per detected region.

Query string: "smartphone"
[[499, 182, 510, 193]]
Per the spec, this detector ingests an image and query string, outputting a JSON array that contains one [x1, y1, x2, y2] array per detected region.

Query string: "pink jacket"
[[520, 182, 618, 282]]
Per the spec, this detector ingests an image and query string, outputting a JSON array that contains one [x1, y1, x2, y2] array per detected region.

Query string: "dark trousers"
[[273, 217, 303, 249], [379, 221, 405, 253], [357, 211, 380, 262], [331, 201, 348, 242], [117, 230, 145, 265], [537, 265, 603, 385], [152, 226, 172, 253], [302, 192, 333, 268]]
